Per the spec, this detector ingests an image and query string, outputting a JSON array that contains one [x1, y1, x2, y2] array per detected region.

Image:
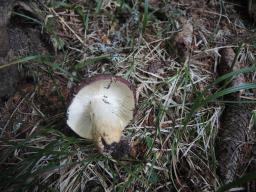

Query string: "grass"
[[0, 0, 256, 191]]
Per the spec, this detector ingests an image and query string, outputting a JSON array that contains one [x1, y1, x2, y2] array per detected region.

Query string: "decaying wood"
[[216, 47, 256, 186], [216, 104, 252, 183]]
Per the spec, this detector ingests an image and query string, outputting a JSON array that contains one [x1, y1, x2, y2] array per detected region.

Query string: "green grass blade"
[[208, 65, 256, 88], [206, 82, 256, 102], [142, 0, 149, 33], [0, 55, 43, 69], [96, 0, 103, 13], [183, 82, 256, 127], [75, 55, 111, 69], [13, 11, 42, 25]]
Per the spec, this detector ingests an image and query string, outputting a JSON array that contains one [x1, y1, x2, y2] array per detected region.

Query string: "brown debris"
[[175, 21, 193, 60], [130, 138, 147, 159], [102, 139, 131, 159], [147, 60, 165, 75]]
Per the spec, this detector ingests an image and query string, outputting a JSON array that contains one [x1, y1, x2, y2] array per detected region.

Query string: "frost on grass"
[[0, 0, 256, 192]]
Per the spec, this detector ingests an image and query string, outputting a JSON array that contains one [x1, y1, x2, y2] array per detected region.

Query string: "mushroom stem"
[[89, 98, 123, 147]]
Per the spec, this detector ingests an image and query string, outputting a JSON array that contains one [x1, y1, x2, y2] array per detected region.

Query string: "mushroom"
[[67, 75, 135, 153]]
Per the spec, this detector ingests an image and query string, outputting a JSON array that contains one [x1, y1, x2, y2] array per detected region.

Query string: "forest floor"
[[0, 0, 256, 191]]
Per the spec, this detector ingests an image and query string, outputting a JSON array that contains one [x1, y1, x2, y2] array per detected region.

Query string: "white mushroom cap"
[[67, 75, 135, 146]]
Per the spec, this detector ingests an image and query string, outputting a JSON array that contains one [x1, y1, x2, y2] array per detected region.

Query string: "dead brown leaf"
[[174, 21, 193, 61]]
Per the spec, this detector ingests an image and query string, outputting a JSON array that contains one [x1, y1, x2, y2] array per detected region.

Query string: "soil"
[[0, 0, 50, 100], [0, 1, 66, 138], [0, 0, 17, 99]]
